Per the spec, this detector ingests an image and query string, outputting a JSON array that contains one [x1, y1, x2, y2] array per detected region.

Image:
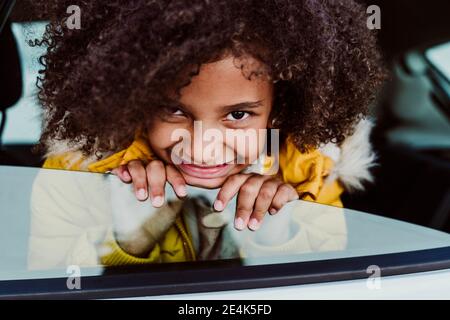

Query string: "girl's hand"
[[214, 174, 299, 231], [112, 160, 187, 207]]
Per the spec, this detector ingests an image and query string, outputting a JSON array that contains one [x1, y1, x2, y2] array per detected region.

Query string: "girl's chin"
[[178, 164, 247, 189], [181, 174, 229, 189]]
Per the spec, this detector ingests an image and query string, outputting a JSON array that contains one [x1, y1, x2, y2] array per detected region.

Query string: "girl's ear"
[[267, 114, 277, 129]]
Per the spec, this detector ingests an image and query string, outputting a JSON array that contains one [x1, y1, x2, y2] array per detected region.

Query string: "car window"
[[0, 165, 449, 298], [426, 42, 450, 83], [1, 22, 46, 145]]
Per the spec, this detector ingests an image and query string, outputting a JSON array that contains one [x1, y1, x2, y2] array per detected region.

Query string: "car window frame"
[[1, 246, 450, 299]]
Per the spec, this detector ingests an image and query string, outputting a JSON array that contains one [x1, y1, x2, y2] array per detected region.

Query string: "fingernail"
[[269, 208, 277, 215], [234, 217, 245, 231], [152, 196, 164, 207], [248, 218, 260, 231], [176, 185, 187, 197], [137, 188, 147, 200], [214, 200, 224, 211]]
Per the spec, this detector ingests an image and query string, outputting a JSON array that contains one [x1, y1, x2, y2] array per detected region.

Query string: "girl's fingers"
[[270, 184, 299, 214], [146, 160, 166, 207], [214, 174, 251, 212], [113, 165, 132, 183], [166, 165, 187, 198], [127, 160, 148, 201], [249, 179, 283, 230], [235, 176, 268, 231]]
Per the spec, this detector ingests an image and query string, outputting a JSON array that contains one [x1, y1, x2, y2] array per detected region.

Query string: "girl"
[[31, 0, 385, 265]]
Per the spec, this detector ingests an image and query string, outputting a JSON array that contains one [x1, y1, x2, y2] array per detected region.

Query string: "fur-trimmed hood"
[[320, 118, 376, 192]]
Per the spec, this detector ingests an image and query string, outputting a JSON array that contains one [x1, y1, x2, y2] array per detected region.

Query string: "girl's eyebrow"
[[175, 100, 264, 112], [221, 100, 263, 113]]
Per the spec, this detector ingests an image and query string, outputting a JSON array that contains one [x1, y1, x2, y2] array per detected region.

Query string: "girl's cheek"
[[225, 134, 264, 165], [147, 123, 182, 152], [150, 118, 185, 137]]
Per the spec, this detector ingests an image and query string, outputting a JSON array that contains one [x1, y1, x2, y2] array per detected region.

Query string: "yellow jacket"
[[41, 136, 344, 266]]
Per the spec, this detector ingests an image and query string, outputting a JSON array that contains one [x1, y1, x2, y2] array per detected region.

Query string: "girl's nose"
[[190, 132, 230, 165], [189, 122, 234, 165]]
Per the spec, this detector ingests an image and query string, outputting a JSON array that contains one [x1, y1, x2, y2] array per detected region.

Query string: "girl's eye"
[[160, 107, 187, 121], [172, 108, 185, 116], [226, 111, 250, 121]]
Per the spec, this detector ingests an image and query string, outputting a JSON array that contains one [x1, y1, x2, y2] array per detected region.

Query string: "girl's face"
[[147, 56, 274, 189]]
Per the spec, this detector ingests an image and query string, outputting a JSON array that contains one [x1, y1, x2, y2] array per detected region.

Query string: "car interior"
[[0, 0, 449, 232]]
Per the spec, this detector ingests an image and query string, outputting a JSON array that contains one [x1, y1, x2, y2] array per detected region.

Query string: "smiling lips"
[[178, 162, 233, 179]]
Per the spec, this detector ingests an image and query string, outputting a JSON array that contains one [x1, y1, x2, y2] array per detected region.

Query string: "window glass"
[[1, 166, 449, 281]]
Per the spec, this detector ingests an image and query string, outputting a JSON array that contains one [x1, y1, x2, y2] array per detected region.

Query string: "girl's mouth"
[[177, 162, 233, 179]]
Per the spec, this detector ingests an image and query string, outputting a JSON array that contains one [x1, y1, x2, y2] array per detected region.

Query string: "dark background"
[[362, 0, 450, 61], [353, 0, 450, 230], [7, 0, 450, 60], [6, 0, 450, 60]]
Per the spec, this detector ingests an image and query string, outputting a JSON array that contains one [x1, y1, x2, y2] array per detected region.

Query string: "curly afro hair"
[[31, 0, 386, 158]]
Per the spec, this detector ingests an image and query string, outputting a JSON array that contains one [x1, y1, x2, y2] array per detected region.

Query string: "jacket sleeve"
[[279, 119, 376, 208], [100, 229, 161, 265], [279, 141, 344, 208], [28, 166, 161, 269]]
